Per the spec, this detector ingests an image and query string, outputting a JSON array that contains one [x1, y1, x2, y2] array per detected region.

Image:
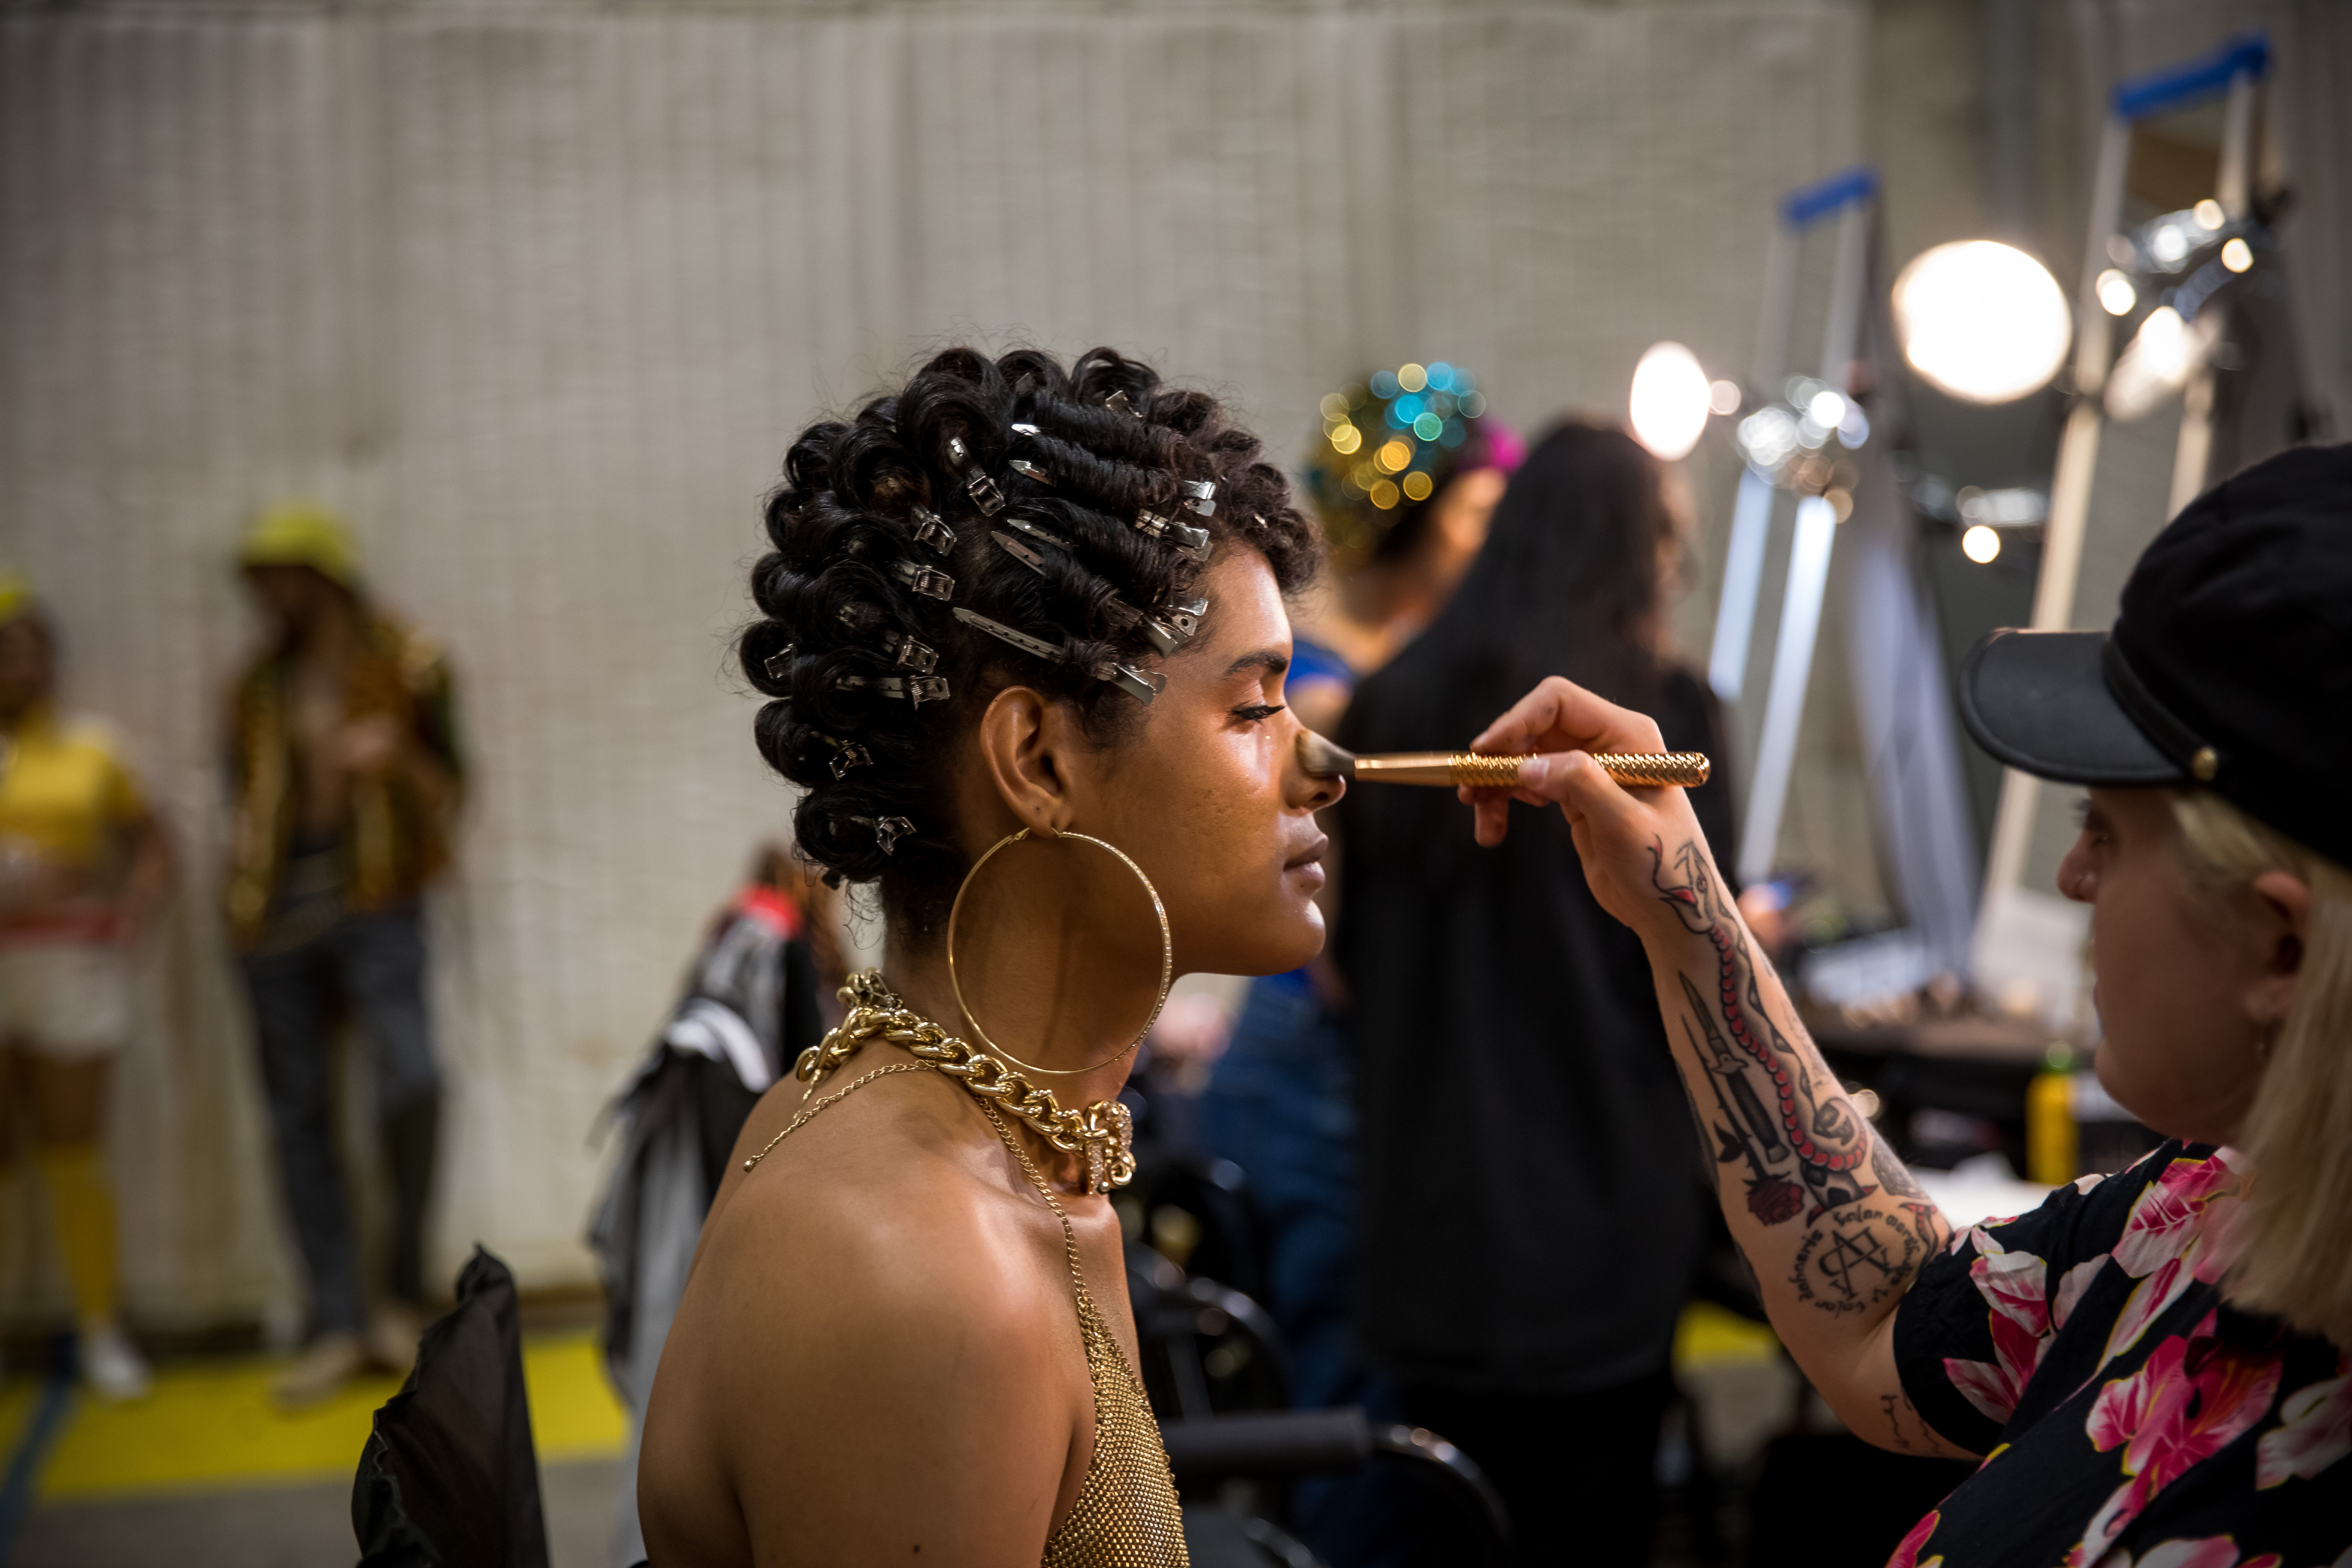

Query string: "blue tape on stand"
[[1779, 166, 1879, 228], [2113, 34, 2267, 121]]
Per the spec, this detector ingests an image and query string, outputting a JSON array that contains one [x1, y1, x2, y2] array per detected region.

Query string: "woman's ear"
[[2244, 868, 2312, 1031], [975, 685, 1080, 836]]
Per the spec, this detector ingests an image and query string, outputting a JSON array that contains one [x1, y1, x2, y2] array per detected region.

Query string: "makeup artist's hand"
[[1463, 676, 1716, 941]]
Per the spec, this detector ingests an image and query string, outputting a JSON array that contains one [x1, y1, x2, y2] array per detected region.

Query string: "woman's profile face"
[[2059, 787, 2267, 1144], [1078, 550, 1342, 979]]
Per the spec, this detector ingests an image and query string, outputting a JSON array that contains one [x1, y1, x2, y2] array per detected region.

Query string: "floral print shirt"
[[1890, 1142, 2351, 1568]]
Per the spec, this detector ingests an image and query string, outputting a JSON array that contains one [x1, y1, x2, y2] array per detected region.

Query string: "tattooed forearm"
[[1643, 834, 1963, 1457]]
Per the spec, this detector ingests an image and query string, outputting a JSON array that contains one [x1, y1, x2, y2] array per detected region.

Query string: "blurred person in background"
[[225, 504, 463, 1406], [1335, 422, 1731, 1566], [594, 840, 833, 1568], [0, 573, 172, 1401], [1192, 363, 1516, 1560]]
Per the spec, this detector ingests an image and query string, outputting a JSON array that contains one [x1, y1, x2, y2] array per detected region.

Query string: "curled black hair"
[[741, 346, 1320, 935]]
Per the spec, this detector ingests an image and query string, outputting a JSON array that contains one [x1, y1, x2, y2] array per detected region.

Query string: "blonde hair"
[[2169, 789, 2352, 1346]]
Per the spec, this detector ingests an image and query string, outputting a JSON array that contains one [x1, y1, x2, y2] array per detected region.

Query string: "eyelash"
[[1231, 704, 1285, 723]]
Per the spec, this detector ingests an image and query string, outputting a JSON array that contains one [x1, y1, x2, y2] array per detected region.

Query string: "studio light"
[[1628, 341, 1713, 460], [2104, 304, 2215, 421], [1891, 240, 2072, 405]]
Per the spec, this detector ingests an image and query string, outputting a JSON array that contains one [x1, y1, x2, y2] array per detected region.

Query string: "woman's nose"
[[2056, 835, 2098, 903]]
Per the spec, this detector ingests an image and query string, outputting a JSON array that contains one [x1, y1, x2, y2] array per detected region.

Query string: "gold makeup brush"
[[1296, 731, 1709, 790]]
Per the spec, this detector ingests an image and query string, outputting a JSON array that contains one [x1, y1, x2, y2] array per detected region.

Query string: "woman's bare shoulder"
[[642, 1079, 1089, 1564]]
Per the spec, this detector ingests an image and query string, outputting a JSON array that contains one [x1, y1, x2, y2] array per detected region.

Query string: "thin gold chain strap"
[[740, 1062, 938, 1173], [975, 1099, 1096, 1317]]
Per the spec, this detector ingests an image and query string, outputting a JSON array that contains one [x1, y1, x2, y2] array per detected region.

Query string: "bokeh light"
[[1370, 479, 1400, 510], [1891, 240, 2071, 404], [2096, 269, 2137, 316], [1396, 363, 1428, 393], [1961, 524, 2002, 564], [1401, 470, 1434, 502], [1627, 341, 1712, 460], [2221, 237, 2253, 273], [1707, 379, 1742, 416], [2192, 198, 2224, 230], [1329, 424, 1363, 455], [1413, 412, 1443, 441], [1377, 439, 1411, 473]]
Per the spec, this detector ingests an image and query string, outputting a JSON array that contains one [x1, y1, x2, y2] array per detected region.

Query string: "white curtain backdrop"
[[2, 0, 1870, 1320]]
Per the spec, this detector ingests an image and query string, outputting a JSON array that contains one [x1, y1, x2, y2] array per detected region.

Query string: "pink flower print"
[[2101, 1255, 2201, 1371], [1943, 1239, 2052, 1425], [1883, 1510, 1943, 1568], [2095, 1538, 2281, 1568], [2054, 1257, 2107, 1332], [2069, 1315, 2284, 1567], [2255, 1354, 2352, 1489], [2112, 1152, 2239, 1279]]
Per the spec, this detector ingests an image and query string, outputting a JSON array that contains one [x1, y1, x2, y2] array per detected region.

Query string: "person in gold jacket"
[[226, 504, 461, 1406]]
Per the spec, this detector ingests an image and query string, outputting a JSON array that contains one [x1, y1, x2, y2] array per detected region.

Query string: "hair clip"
[[1010, 422, 1042, 438], [1176, 478, 1216, 518], [1156, 595, 1206, 643], [1093, 596, 1188, 658], [890, 559, 955, 600], [1132, 508, 1212, 562], [848, 815, 915, 856], [761, 644, 794, 681], [1004, 515, 1071, 552], [835, 673, 950, 707], [909, 506, 956, 556], [954, 608, 1064, 663], [814, 732, 872, 779], [1104, 391, 1142, 421], [947, 436, 1004, 516], [993, 530, 1050, 576], [1094, 663, 1166, 706], [1007, 458, 1055, 487], [877, 630, 937, 673]]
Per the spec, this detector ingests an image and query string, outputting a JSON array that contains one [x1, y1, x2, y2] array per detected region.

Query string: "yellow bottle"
[[2026, 1044, 2079, 1186]]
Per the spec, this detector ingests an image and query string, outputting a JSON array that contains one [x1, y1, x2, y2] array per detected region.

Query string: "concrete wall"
[[1, 0, 1864, 1318]]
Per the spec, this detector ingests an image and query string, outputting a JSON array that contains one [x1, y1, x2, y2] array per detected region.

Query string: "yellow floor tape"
[[37, 1328, 626, 1501]]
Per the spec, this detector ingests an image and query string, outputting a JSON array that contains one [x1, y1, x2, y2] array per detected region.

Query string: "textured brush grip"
[[1591, 751, 1710, 788], [1447, 754, 1528, 788]]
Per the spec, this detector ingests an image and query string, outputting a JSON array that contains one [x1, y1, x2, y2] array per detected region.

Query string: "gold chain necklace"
[[771, 970, 1137, 1195]]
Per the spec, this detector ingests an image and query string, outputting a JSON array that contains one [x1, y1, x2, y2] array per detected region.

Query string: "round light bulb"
[[2220, 237, 2253, 273], [2096, 269, 2138, 316], [1628, 341, 1713, 461], [1892, 240, 2072, 404], [1961, 525, 2002, 564]]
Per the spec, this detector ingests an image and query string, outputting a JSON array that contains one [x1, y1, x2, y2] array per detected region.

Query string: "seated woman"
[[1478, 443, 2352, 1564], [639, 346, 1335, 1565]]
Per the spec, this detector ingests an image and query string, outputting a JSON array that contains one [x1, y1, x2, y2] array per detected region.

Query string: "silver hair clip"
[[761, 644, 794, 681], [1104, 391, 1142, 421], [1004, 515, 1071, 552], [1158, 596, 1206, 643], [909, 506, 956, 556], [836, 673, 950, 707], [1096, 596, 1193, 658], [1010, 422, 1042, 438], [848, 815, 915, 855], [890, 559, 955, 600], [1007, 458, 1055, 486], [947, 436, 1004, 516], [1096, 664, 1166, 706], [1133, 508, 1212, 563], [994, 530, 1051, 576], [954, 608, 1064, 662], [1176, 478, 1216, 518], [814, 732, 872, 779], [876, 630, 937, 673]]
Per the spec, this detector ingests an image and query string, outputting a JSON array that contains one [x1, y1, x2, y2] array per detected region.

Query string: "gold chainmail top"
[[742, 988, 1189, 1568]]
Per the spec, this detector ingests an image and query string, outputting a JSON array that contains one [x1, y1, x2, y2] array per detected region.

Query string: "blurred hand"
[[1461, 676, 1716, 944], [339, 714, 404, 776]]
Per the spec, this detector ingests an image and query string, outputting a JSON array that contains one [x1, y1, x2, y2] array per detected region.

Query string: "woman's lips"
[[1285, 835, 1330, 873]]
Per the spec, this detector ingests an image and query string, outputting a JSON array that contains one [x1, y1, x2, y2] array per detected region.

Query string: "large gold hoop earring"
[[945, 827, 1174, 1077]]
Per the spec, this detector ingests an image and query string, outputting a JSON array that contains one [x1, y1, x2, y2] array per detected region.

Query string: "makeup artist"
[[1336, 421, 1731, 1566], [1477, 442, 2352, 1563]]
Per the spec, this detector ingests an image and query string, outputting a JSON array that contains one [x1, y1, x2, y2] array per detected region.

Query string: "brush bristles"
[[1294, 730, 1357, 780]]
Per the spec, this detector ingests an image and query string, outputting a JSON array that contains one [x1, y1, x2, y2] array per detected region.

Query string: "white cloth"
[[0, 942, 130, 1058]]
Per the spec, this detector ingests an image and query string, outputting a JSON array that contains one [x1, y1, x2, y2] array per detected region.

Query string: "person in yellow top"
[[0, 572, 174, 1401], [225, 505, 463, 1406]]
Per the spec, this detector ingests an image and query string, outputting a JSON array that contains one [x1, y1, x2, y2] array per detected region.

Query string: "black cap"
[[1958, 443, 2352, 870]]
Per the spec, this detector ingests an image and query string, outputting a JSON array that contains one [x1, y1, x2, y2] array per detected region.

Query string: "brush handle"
[[1348, 751, 1711, 788]]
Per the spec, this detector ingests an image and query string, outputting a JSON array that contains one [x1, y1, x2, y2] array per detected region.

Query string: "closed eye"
[[1230, 704, 1285, 723]]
